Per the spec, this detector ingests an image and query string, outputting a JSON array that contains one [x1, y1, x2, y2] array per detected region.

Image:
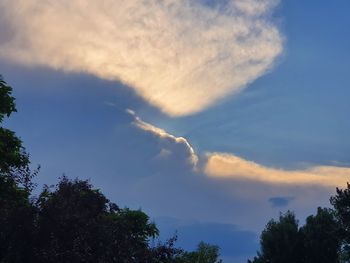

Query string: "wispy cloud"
[[125, 113, 349, 189], [205, 153, 350, 187], [127, 109, 198, 167], [0, 0, 283, 116]]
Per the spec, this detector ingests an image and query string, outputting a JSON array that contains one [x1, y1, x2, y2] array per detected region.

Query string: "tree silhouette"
[[0, 76, 35, 262], [331, 183, 350, 261], [249, 190, 349, 263], [300, 207, 341, 263], [178, 241, 223, 263], [34, 177, 158, 262], [0, 76, 30, 178], [248, 211, 301, 263]]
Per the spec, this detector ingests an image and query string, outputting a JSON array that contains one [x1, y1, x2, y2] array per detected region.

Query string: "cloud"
[[126, 112, 349, 189], [127, 109, 198, 167], [0, 0, 283, 116], [205, 153, 350, 187], [268, 196, 295, 207]]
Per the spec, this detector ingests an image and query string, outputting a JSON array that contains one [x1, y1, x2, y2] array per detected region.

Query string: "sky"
[[1, 0, 350, 262]]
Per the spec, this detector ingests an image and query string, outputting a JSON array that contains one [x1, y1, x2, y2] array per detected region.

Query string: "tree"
[[0, 76, 16, 123], [34, 177, 159, 263], [145, 235, 185, 263], [175, 242, 222, 263], [300, 207, 341, 263], [249, 204, 345, 263], [0, 76, 36, 263], [0, 76, 29, 178], [248, 211, 302, 263], [330, 183, 350, 261], [0, 176, 36, 262]]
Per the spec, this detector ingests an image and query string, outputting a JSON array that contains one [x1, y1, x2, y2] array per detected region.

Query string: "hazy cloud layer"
[[0, 0, 283, 116], [205, 153, 350, 187]]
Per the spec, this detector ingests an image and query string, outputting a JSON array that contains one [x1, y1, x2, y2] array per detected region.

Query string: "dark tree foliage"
[[249, 197, 347, 263], [0, 76, 32, 187], [146, 239, 223, 263], [0, 76, 16, 122], [299, 207, 340, 263], [1, 174, 220, 263], [248, 211, 301, 263], [145, 235, 185, 263], [0, 76, 36, 262], [0, 174, 172, 263], [178, 242, 223, 263], [0, 176, 36, 262], [34, 177, 159, 263], [330, 183, 350, 261]]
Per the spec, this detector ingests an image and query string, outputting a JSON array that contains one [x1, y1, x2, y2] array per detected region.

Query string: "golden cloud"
[[0, 0, 283, 116], [127, 109, 198, 167], [205, 153, 350, 188]]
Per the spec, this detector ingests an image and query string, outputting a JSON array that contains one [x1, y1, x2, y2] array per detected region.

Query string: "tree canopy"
[[248, 211, 302, 263], [249, 186, 350, 263], [0, 76, 16, 122], [0, 76, 30, 184], [330, 183, 350, 261], [179, 242, 223, 263]]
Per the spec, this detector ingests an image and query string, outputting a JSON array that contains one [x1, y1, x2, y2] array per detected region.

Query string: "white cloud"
[[205, 153, 350, 188], [127, 109, 198, 167], [0, 0, 283, 116]]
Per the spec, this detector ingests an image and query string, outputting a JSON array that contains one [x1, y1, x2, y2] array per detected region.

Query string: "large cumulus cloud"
[[0, 0, 283, 116]]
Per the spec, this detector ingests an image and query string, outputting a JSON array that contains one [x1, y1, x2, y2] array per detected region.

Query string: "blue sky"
[[1, 1, 350, 262]]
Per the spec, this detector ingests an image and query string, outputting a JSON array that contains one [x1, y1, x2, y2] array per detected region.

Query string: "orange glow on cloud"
[[205, 153, 350, 187], [0, 0, 283, 116]]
